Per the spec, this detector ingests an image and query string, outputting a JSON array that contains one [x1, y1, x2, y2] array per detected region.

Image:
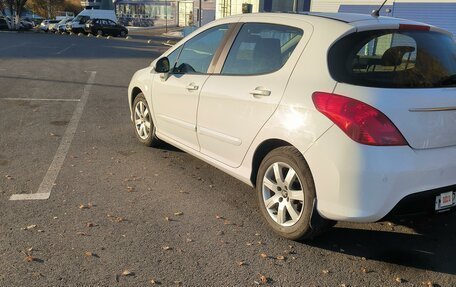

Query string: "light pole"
[[165, 0, 167, 33], [198, 0, 201, 27]]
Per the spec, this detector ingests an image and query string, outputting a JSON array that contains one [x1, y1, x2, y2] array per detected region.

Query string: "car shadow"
[[308, 212, 456, 275]]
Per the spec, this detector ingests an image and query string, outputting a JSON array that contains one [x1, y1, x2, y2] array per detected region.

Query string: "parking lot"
[[0, 31, 455, 287]]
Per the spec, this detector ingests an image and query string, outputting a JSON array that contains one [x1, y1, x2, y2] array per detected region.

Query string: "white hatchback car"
[[128, 12, 456, 240]]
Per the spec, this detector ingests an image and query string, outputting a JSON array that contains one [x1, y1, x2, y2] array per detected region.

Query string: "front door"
[[151, 24, 230, 151]]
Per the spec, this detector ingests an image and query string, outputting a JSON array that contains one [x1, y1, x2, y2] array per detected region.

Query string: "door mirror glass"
[[155, 57, 170, 73]]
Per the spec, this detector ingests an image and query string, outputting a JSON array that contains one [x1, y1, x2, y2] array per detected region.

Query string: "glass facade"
[[115, 0, 178, 27]]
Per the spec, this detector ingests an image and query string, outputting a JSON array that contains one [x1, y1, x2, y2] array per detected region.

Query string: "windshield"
[[328, 30, 456, 88]]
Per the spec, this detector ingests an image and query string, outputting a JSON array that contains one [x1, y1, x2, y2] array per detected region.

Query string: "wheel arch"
[[131, 87, 143, 108], [250, 138, 300, 187]]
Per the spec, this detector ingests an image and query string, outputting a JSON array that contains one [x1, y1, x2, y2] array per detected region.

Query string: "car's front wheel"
[[256, 146, 334, 241], [132, 93, 161, 147]]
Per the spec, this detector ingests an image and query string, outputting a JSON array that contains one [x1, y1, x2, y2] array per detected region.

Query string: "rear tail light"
[[312, 92, 407, 146]]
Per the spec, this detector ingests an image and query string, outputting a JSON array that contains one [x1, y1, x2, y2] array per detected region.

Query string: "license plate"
[[435, 191, 456, 211]]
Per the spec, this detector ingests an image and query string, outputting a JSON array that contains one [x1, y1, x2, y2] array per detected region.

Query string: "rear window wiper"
[[438, 74, 456, 86]]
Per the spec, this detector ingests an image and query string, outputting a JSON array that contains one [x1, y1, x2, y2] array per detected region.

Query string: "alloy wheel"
[[262, 162, 305, 227], [134, 100, 152, 140]]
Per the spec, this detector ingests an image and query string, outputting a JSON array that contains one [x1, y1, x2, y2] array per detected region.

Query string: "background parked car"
[[50, 17, 73, 33], [0, 17, 8, 30], [40, 19, 60, 32], [84, 18, 128, 37]]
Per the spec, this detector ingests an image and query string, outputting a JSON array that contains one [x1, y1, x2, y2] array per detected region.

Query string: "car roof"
[[234, 12, 452, 35]]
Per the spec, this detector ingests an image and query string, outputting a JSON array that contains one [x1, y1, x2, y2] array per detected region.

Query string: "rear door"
[[196, 18, 312, 167], [330, 28, 456, 149]]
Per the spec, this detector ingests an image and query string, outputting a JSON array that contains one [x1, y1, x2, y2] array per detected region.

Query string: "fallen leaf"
[[174, 212, 183, 216], [259, 275, 268, 284], [174, 281, 183, 286], [260, 253, 268, 259], [179, 190, 188, 194], [237, 261, 246, 266], [395, 277, 406, 283], [37, 229, 44, 233], [150, 278, 160, 284], [223, 220, 234, 225], [164, 217, 171, 222], [107, 214, 125, 222], [84, 251, 93, 257], [25, 255, 34, 262], [121, 270, 134, 276], [127, 186, 135, 192], [5, 175, 14, 180], [246, 242, 253, 246], [186, 238, 193, 243], [162, 246, 172, 251], [79, 203, 93, 209], [27, 247, 33, 252], [86, 222, 95, 227], [322, 269, 330, 274], [76, 231, 90, 236], [276, 255, 285, 260], [216, 230, 224, 236], [215, 215, 224, 219], [26, 225, 37, 230]]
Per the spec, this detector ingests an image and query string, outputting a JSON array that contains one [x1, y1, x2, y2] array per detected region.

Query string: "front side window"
[[173, 24, 229, 74], [167, 45, 183, 71], [328, 30, 456, 88], [222, 23, 303, 75]]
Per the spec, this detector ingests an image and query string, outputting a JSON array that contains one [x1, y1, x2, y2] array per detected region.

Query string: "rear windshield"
[[328, 30, 456, 88]]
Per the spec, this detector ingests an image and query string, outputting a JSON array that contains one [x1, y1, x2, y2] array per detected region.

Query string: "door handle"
[[186, 83, 199, 91], [250, 87, 271, 98]]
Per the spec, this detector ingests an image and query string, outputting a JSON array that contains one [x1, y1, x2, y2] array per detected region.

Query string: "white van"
[[67, 9, 117, 33]]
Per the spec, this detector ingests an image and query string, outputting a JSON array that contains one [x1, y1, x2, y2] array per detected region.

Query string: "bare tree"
[[0, 0, 28, 30]]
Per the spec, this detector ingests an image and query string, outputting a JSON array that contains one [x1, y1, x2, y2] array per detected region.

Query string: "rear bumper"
[[304, 126, 456, 222], [382, 184, 456, 220]]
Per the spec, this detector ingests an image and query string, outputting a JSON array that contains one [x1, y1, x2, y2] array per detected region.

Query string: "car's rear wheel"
[[97, 29, 103, 36], [133, 93, 161, 147], [256, 146, 334, 241], [120, 30, 127, 37]]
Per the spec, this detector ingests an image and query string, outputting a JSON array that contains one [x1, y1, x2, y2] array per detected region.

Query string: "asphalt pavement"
[[0, 31, 455, 287]]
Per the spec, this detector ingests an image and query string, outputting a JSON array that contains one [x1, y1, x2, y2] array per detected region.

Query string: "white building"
[[310, 0, 456, 35], [214, 0, 456, 35]]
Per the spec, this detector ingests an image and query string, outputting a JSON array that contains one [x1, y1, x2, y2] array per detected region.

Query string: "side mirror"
[[155, 57, 170, 73]]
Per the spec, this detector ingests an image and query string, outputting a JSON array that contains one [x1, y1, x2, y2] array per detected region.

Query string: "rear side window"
[[222, 23, 303, 75], [328, 30, 456, 88]]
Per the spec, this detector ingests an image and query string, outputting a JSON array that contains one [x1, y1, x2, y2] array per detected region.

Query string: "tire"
[[97, 29, 103, 36], [256, 146, 335, 241], [120, 30, 127, 37], [132, 93, 161, 147]]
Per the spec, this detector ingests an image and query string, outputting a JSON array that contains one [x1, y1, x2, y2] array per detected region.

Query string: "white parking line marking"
[[56, 44, 75, 55], [0, 43, 27, 52], [9, 193, 52, 201], [1, 98, 80, 102], [9, 71, 97, 201]]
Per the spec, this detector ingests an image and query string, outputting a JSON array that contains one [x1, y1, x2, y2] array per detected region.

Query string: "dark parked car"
[[84, 18, 128, 37]]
